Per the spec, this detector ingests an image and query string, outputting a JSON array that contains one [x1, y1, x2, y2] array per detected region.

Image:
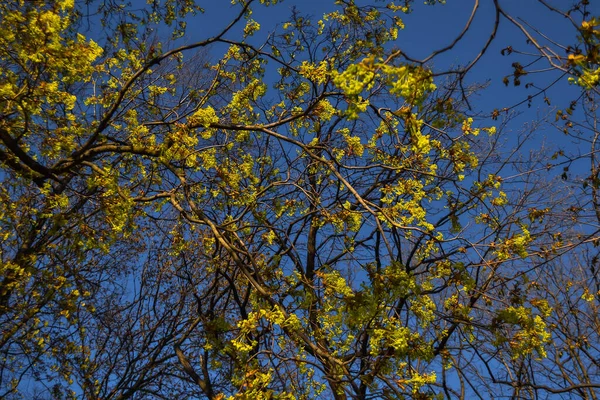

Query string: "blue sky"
[[174, 0, 589, 137], [186, 0, 586, 113], [13, 1, 596, 397], [169, 0, 595, 188]]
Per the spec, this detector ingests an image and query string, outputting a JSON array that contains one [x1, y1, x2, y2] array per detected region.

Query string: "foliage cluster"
[[0, 0, 599, 399]]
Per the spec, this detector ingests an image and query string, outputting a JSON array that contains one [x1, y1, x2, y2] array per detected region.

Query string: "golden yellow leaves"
[[310, 200, 363, 234], [321, 270, 354, 299], [494, 306, 551, 359], [0, 261, 30, 297], [568, 53, 587, 66], [233, 306, 302, 356], [386, 2, 410, 13], [581, 287, 598, 302], [243, 19, 260, 37], [227, 79, 267, 123], [189, 106, 219, 139], [572, 67, 600, 88], [310, 99, 336, 123], [565, 18, 600, 88], [298, 61, 330, 85], [494, 226, 532, 261], [0, 0, 105, 175], [333, 58, 377, 97], [370, 325, 415, 355], [0, 4, 103, 75], [84, 166, 135, 234], [397, 371, 437, 395], [331, 55, 436, 123], [0, 0, 573, 397], [161, 125, 199, 167], [339, 128, 364, 157], [384, 65, 436, 104]]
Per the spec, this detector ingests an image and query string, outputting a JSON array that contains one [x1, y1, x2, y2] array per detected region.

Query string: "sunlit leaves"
[[566, 17, 600, 88], [493, 306, 551, 359], [0, 0, 581, 398]]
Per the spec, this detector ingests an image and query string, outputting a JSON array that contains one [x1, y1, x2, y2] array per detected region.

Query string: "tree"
[[0, 0, 599, 398]]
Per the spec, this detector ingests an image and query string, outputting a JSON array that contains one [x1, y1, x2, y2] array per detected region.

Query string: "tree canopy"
[[0, 0, 599, 399]]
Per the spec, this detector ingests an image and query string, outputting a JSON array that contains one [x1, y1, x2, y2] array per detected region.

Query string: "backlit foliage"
[[0, 0, 598, 399]]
